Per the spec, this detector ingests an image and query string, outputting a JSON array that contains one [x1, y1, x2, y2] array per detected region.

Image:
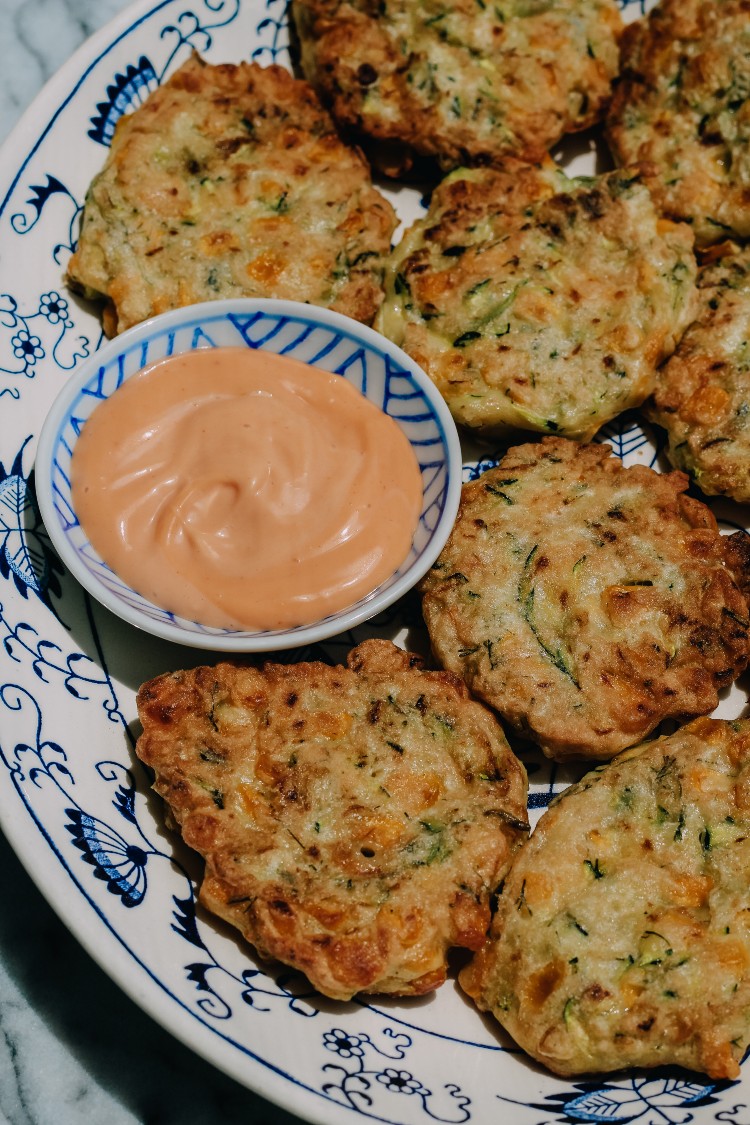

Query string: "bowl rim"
[[35, 297, 463, 652]]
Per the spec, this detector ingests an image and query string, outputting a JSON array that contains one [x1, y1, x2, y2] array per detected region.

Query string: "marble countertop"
[[0, 3, 303, 1122]]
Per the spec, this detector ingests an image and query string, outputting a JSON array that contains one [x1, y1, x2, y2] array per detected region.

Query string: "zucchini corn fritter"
[[606, 0, 750, 248], [419, 437, 750, 762], [292, 0, 621, 172], [647, 243, 750, 505], [376, 163, 697, 440], [461, 718, 750, 1080], [135, 639, 528, 1001], [67, 53, 396, 335]]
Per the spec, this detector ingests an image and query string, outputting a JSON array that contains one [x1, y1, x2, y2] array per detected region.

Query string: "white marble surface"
[[0, 2, 303, 1121], [0, 0, 130, 145]]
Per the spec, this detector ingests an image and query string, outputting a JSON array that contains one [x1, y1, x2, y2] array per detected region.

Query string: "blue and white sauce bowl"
[[35, 298, 462, 652]]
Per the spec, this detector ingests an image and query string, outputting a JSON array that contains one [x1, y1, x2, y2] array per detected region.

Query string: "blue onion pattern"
[[538, 1074, 730, 1123], [0, 439, 62, 607], [321, 1028, 471, 1122], [251, 0, 289, 62], [66, 807, 149, 907], [0, 289, 90, 398], [88, 56, 159, 145], [85, 0, 285, 148], [10, 176, 84, 264]]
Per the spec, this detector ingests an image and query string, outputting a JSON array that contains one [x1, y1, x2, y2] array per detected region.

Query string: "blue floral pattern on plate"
[[0, 0, 748, 1123]]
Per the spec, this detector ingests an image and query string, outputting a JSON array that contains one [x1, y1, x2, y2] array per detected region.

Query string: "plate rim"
[[0, 3, 747, 1124]]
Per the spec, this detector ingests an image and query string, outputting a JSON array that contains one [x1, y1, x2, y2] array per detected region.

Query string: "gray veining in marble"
[[0, 829, 304, 1124], [0, 2, 306, 1121], [0, 0, 130, 145]]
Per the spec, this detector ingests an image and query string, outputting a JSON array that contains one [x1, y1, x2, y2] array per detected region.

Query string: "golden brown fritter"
[[135, 639, 528, 1001], [606, 0, 750, 249], [376, 164, 697, 440], [461, 718, 750, 1080], [292, 0, 622, 174], [67, 54, 397, 334], [647, 243, 750, 504], [419, 437, 750, 762]]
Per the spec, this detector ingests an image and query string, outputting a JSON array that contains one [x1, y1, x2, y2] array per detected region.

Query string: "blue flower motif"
[[324, 1029, 366, 1059], [39, 291, 70, 324], [65, 807, 149, 907], [88, 55, 159, 146], [376, 1068, 422, 1095], [537, 1073, 728, 1123], [464, 455, 500, 482], [11, 328, 44, 365]]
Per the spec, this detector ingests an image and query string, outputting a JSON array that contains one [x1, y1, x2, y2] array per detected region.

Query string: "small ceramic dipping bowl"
[[36, 298, 462, 651]]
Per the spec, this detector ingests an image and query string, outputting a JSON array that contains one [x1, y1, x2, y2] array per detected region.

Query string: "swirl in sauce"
[[71, 347, 423, 630]]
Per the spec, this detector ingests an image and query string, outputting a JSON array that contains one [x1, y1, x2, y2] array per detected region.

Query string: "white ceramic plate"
[[1, 3, 748, 1124]]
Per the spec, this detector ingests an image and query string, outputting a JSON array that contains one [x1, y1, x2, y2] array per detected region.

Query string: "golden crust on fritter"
[[292, 0, 622, 173], [461, 718, 750, 1079], [647, 243, 750, 504], [376, 164, 697, 440], [606, 0, 750, 249], [419, 437, 750, 762], [67, 54, 397, 334], [135, 639, 528, 1001]]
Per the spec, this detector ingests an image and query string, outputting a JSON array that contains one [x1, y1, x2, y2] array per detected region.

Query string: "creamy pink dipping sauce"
[[71, 347, 423, 630]]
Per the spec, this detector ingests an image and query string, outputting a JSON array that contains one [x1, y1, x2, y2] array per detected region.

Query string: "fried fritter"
[[376, 164, 696, 441], [461, 718, 750, 1080], [67, 54, 397, 334], [292, 0, 622, 173], [135, 639, 528, 1001], [419, 437, 750, 762], [647, 244, 750, 504], [606, 0, 750, 249]]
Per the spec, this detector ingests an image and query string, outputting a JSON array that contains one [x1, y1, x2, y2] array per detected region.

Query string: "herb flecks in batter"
[[647, 244, 750, 504], [460, 718, 750, 1080], [67, 55, 397, 335], [519, 544, 580, 688], [420, 438, 750, 761], [293, 0, 621, 171], [608, 0, 750, 248], [135, 640, 528, 1001], [378, 164, 696, 440]]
